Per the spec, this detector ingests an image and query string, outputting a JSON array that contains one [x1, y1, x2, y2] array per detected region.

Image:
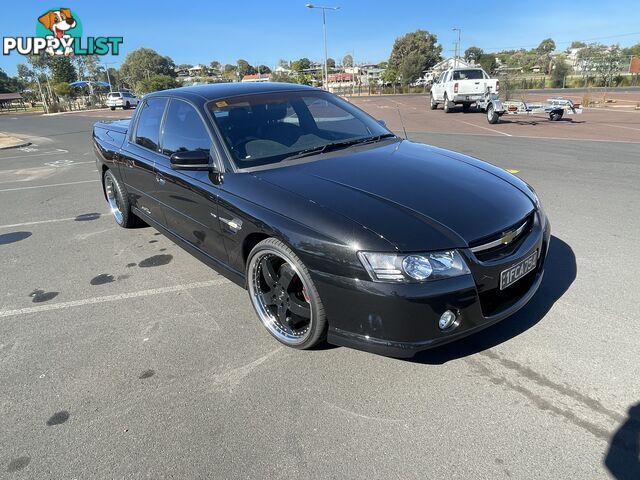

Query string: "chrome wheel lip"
[[248, 248, 313, 346], [104, 175, 124, 225]]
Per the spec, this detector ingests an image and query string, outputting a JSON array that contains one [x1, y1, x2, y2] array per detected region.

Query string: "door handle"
[[156, 174, 166, 186]]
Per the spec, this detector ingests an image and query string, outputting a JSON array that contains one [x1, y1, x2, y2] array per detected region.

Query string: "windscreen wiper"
[[284, 134, 397, 161]]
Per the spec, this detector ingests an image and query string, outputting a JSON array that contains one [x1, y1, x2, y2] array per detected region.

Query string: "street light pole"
[[306, 4, 340, 90], [452, 27, 461, 68]]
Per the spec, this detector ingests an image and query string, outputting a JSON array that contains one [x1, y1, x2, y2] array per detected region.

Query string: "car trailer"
[[478, 89, 583, 124]]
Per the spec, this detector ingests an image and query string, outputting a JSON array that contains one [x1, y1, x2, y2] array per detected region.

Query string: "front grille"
[[470, 213, 534, 262], [478, 269, 537, 316], [478, 237, 547, 317]]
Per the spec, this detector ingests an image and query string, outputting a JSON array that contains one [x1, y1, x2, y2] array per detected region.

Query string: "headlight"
[[357, 250, 470, 283]]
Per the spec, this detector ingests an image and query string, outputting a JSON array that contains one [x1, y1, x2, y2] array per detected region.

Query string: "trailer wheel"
[[443, 94, 452, 113], [430, 94, 438, 110], [487, 104, 500, 124], [549, 110, 563, 121]]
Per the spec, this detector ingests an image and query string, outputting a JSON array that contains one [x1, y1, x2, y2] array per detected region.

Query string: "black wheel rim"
[[248, 250, 312, 345]]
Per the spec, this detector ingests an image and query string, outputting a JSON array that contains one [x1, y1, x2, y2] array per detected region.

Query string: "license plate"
[[500, 250, 538, 290]]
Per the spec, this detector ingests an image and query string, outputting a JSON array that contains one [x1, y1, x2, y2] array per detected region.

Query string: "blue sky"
[[2, 0, 639, 75]]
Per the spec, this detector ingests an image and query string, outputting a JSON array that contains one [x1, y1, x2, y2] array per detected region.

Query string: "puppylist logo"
[[3, 7, 123, 56]]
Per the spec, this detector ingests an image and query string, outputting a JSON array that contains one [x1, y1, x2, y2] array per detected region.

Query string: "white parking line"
[[0, 279, 230, 318], [0, 213, 106, 229], [0, 150, 68, 160], [603, 123, 640, 132], [0, 179, 98, 193], [452, 119, 513, 137]]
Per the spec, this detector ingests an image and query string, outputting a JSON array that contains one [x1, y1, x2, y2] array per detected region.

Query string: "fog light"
[[439, 310, 458, 331]]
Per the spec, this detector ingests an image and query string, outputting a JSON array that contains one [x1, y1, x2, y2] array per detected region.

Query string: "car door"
[[432, 72, 445, 100], [153, 98, 228, 263], [118, 97, 168, 226]]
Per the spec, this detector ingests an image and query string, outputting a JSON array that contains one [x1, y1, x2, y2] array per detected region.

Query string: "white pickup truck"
[[430, 67, 499, 112]]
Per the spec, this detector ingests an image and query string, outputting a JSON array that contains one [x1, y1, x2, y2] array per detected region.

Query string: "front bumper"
[[313, 210, 550, 358]]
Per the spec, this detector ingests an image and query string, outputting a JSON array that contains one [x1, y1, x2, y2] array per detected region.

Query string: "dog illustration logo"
[[37, 8, 79, 55]]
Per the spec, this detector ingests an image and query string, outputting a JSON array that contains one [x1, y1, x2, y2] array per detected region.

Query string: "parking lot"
[[1, 98, 639, 478]]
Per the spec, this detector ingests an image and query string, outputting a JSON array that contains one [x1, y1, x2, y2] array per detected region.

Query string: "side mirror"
[[377, 119, 386, 127], [170, 150, 212, 170]]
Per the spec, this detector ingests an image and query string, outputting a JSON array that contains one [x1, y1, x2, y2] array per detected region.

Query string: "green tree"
[[177, 64, 193, 69], [327, 57, 336, 69], [256, 65, 272, 74], [570, 41, 586, 49], [478, 54, 498, 75], [464, 46, 484, 63], [277, 59, 290, 69], [223, 64, 238, 81], [342, 54, 353, 67], [0, 68, 21, 93], [49, 56, 77, 84], [388, 30, 442, 83], [136, 74, 179, 94], [209, 61, 221, 73], [120, 48, 176, 89], [291, 58, 312, 72], [551, 57, 571, 87], [380, 67, 398, 85], [236, 59, 256, 77], [53, 81, 75, 98], [537, 38, 556, 74], [622, 43, 640, 57]]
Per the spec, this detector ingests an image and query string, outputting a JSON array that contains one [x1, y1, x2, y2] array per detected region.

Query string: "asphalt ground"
[[350, 93, 640, 142], [0, 101, 639, 479]]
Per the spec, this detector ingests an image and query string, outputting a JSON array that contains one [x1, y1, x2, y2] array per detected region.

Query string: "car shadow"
[[605, 403, 640, 480], [411, 235, 576, 364]]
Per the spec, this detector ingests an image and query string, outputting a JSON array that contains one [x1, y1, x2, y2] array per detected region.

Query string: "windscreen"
[[452, 70, 484, 80], [208, 90, 389, 169]]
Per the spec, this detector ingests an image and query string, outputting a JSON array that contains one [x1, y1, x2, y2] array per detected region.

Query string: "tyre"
[[103, 169, 138, 228], [549, 110, 563, 121], [247, 238, 327, 349], [462, 103, 471, 112], [110, 106, 115, 111], [443, 94, 452, 113], [487, 104, 500, 124], [124, 101, 131, 110], [430, 94, 438, 110]]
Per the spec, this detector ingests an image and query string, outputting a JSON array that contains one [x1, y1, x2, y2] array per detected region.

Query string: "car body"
[[430, 67, 499, 112], [93, 82, 549, 358], [106, 91, 139, 110]]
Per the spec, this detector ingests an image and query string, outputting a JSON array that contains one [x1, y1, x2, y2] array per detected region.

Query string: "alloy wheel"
[[248, 249, 313, 345]]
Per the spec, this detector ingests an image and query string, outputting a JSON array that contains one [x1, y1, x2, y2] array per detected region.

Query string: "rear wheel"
[[430, 93, 438, 110], [487, 104, 500, 124], [443, 94, 452, 113], [247, 238, 327, 349], [110, 106, 115, 111], [103, 169, 138, 228], [549, 110, 563, 121]]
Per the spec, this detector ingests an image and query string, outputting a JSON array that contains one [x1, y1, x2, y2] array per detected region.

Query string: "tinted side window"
[[134, 98, 167, 151], [161, 100, 211, 156]]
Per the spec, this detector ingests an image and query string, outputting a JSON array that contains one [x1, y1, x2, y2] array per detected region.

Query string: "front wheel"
[[430, 94, 438, 110], [247, 238, 327, 349]]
